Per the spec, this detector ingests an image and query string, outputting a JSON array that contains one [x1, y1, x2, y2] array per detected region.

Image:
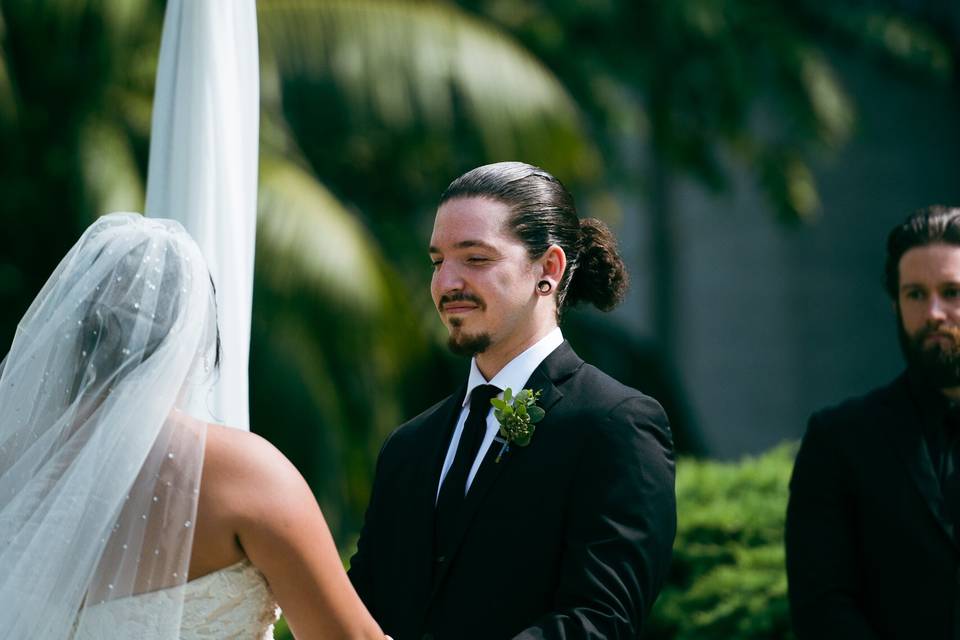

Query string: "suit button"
[[435, 555, 447, 564]]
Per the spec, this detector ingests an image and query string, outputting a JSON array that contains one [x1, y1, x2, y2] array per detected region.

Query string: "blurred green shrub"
[[646, 442, 797, 640]]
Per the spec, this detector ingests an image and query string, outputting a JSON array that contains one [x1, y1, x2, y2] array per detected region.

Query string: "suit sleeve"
[[512, 395, 677, 639], [347, 430, 396, 615], [785, 413, 880, 639]]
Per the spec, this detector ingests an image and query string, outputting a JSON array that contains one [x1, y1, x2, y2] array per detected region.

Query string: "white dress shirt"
[[435, 327, 564, 500]]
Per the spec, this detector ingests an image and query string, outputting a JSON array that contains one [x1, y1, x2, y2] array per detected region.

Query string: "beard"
[[898, 314, 960, 388], [446, 330, 492, 357]]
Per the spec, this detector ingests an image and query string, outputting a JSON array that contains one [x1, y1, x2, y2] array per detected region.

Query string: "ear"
[[538, 244, 567, 289]]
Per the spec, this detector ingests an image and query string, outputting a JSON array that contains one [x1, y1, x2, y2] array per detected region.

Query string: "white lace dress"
[[73, 560, 281, 639]]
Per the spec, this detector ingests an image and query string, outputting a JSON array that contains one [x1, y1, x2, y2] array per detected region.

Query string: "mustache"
[[438, 292, 486, 311], [916, 323, 960, 342]]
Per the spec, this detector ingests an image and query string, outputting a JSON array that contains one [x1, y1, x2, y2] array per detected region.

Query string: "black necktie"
[[435, 384, 500, 552]]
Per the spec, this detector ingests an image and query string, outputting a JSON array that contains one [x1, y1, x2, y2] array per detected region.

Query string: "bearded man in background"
[[787, 205, 960, 639]]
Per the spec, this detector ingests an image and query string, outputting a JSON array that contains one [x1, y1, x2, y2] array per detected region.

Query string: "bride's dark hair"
[[69, 239, 222, 405], [440, 161, 628, 314]]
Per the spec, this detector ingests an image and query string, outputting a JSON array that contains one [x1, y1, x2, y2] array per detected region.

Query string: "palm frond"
[[257, 152, 389, 313], [258, 0, 600, 177], [254, 150, 430, 537]]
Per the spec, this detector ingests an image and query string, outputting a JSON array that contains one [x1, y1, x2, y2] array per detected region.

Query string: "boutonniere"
[[490, 387, 546, 463]]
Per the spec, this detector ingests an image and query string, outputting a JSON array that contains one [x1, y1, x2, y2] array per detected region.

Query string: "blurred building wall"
[[615, 51, 960, 458]]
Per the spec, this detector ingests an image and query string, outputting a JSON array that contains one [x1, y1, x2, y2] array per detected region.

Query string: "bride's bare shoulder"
[[201, 423, 307, 514], [204, 422, 283, 464]]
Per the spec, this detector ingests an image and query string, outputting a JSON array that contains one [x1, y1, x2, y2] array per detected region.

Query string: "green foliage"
[[646, 443, 797, 640], [258, 0, 600, 183], [492, 387, 543, 447], [273, 616, 292, 640], [462, 0, 956, 223]]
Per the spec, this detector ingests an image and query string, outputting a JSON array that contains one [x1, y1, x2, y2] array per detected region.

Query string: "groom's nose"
[[432, 260, 466, 296]]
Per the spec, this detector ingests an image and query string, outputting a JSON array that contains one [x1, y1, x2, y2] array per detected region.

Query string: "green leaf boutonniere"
[[490, 387, 546, 463]]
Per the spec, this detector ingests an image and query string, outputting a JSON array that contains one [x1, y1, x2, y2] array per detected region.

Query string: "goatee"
[[898, 317, 960, 388], [447, 331, 492, 357]]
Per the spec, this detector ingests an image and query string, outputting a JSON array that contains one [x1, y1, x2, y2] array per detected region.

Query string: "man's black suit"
[[348, 342, 676, 640], [786, 373, 960, 639]]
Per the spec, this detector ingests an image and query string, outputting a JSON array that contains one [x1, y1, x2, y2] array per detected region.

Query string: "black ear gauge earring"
[[537, 280, 552, 294]]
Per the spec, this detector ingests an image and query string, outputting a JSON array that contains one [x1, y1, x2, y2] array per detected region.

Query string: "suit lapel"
[[422, 384, 468, 493], [882, 378, 958, 549], [426, 342, 582, 599], [406, 385, 466, 601]]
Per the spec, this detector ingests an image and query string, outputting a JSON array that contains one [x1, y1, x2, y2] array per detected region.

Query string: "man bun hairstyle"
[[885, 205, 960, 299], [568, 217, 628, 311], [440, 161, 628, 314]]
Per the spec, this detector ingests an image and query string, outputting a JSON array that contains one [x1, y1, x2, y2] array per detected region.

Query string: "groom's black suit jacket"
[[786, 373, 960, 639], [348, 342, 676, 640]]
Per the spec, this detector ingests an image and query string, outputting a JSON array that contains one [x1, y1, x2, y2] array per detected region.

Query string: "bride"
[[0, 213, 387, 639]]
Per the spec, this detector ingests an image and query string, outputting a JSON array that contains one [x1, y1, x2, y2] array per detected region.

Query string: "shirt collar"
[[462, 327, 564, 407]]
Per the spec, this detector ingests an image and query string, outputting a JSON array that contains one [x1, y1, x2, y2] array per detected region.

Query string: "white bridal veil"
[[0, 214, 217, 638], [0, 0, 259, 635]]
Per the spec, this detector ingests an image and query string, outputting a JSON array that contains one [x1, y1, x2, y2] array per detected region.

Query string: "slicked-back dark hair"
[[885, 205, 960, 299], [440, 161, 628, 314]]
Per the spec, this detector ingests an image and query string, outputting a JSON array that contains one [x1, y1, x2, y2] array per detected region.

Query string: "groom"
[[348, 162, 676, 639]]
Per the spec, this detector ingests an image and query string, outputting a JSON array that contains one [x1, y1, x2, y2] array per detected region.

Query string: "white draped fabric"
[[145, 0, 259, 430]]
